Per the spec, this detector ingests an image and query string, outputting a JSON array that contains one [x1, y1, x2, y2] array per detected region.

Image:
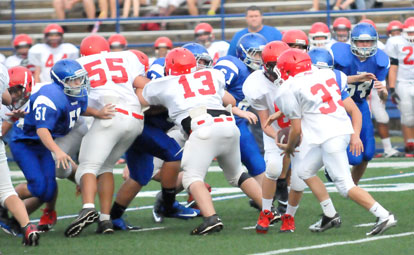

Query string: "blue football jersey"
[[331, 42, 389, 103], [147, 57, 165, 80], [214, 55, 250, 105], [12, 83, 88, 141]]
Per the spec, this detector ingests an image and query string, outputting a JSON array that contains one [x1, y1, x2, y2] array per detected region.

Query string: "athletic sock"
[[110, 202, 127, 219], [320, 199, 336, 218]]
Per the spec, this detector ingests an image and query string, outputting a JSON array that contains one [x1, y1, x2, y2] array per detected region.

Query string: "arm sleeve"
[[33, 102, 59, 130], [339, 71, 350, 100], [390, 57, 398, 66], [142, 83, 160, 105]]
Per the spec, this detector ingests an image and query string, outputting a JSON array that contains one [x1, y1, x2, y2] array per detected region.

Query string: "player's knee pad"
[[129, 166, 153, 186], [182, 170, 204, 190], [297, 168, 316, 181], [55, 162, 72, 179], [290, 170, 307, 192], [0, 191, 18, 208], [347, 149, 363, 166], [362, 138, 376, 162], [373, 110, 389, 124], [234, 172, 250, 187], [264, 159, 282, 181], [401, 113, 414, 127], [333, 177, 355, 198]]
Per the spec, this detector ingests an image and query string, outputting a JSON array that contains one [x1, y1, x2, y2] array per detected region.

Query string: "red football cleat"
[[22, 224, 40, 246], [255, 210, 274, 234], [38, 208, 57, 232], [280, 214, 295, 232]]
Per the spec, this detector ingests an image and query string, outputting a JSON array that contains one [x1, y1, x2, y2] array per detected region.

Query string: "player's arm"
[[388, 59, 399, 104], [347, 73, 376, 84], [374, 80, 388, 101], [257, 109, 277, 138], [82, 105, 115, 119], [133, 75, 150, 90], [343, 97, 363, 156], [1, 121, 13, 136], [34, 66, 42, 83], [36, 128, 74, 170], [2, 89, 11, 106], [222, 91, 236, 107]]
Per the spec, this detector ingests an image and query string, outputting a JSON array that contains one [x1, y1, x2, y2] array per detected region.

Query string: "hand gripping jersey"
[[243, 69, 290, 150], [28, 43, 79, 82], [76, 51, 145, 109], [331, 42, 390, 104], [12, 82, 88, 141], [275, 69, 354, 145], [384, 35, 414, 82], [143, 68, 226, 127]]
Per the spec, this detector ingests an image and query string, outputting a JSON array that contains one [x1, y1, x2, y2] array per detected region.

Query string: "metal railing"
[[1, 0, 414, 52]]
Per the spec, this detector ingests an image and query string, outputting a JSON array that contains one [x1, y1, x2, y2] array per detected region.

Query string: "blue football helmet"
[[51, 59, 89, 97], [236, 33, 268, 71], [182, 43, 213, 70], [308, 48, 334, 69], [350, 23, 378, 58]]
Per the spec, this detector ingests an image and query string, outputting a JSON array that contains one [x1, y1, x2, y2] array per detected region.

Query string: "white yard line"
[[249, 232, 414, 255]]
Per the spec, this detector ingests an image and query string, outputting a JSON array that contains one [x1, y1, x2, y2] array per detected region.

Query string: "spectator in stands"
[[187, 0, 220, 16], [157, 0, 186, 30], [332, 0, 366, 19], [227, 5, 282, 56], [122, 0, 140, 18], [53, 0, 96, 20], [5, 34, 34, 72]]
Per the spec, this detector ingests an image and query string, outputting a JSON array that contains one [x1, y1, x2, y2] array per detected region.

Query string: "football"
[[277, 127, 301, 147], [277, 127, 291, 144]]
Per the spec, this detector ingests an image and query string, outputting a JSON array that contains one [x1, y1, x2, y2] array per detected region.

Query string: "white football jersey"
[[76, 51, 145, 109], [384, 35, 414, 82], [28, 43, 79, 83], [208, 41, 229, 63], [243, 70, 290, 150], [143, 68, 226, 127], [5, 55, 36, 73], [275, 69, 354, 145], [0, 54, 5, 65]]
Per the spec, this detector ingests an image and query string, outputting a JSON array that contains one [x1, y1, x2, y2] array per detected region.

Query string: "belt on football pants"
[[181, 109, 232, 135], [115, 108, 144, 120]]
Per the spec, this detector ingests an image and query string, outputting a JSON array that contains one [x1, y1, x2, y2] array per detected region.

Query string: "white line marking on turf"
[[249, 232, 414, 255], [355, 223, 376, 227], [135, 227, 165, 232]]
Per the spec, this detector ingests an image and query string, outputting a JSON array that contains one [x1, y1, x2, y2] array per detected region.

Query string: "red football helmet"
[[332, 17, 351, 42], [309, 22, 331, 48], [130, 50, 149, 73], [359, 19, 377, 30], [165, 48, 197, 76], [403, 17, 414, 43], [108, 34, 128, 50], [194, 23, 214, 47], [276, 48, 312, 81], [80, 35, 110, 56], [386, 20, 403, 35], [154, 36, 173, 49], [8, 66, 34, 109], [262, 41, 290, 84], [282, 30, 309, 51], [44, 24, 64, 47], [13, 34, 32, 48]]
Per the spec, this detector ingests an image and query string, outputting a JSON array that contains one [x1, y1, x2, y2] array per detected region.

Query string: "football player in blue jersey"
[[331, 23, 389, 184], [9, 59, 89, 232], [214, 33, 267, 207]]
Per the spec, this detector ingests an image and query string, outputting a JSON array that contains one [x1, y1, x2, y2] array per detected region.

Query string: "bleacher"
[[1, 0, 413, 56]]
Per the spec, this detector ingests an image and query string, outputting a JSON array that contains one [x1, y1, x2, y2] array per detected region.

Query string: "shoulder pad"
[[331, 42, 352, 68], [375, 49, 390, 68]]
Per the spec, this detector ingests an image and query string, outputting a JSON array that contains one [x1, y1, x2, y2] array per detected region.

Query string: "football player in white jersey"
[[0, 64, 40, 246], [5, 34, 35, 72], [28, 24, 79, 83], [308, 22, 332, 50], [326, 17, 351, 50], [194, 23, 229, 64], [149, 36, 173, 65], [385, 17, 414, 157], [140, 48, 263, 235], [272, 49, 396, 236], [64, 35, 148, 237], [243, 41, 308, 234]]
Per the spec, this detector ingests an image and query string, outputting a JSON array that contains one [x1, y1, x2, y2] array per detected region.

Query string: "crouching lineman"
[[273, 49, 397, 236], [140, 48, 263, 235], [0, 64, 40, 246]]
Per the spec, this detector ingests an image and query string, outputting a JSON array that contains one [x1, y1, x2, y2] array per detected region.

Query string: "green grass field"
[[1, 158, 413, 255]]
